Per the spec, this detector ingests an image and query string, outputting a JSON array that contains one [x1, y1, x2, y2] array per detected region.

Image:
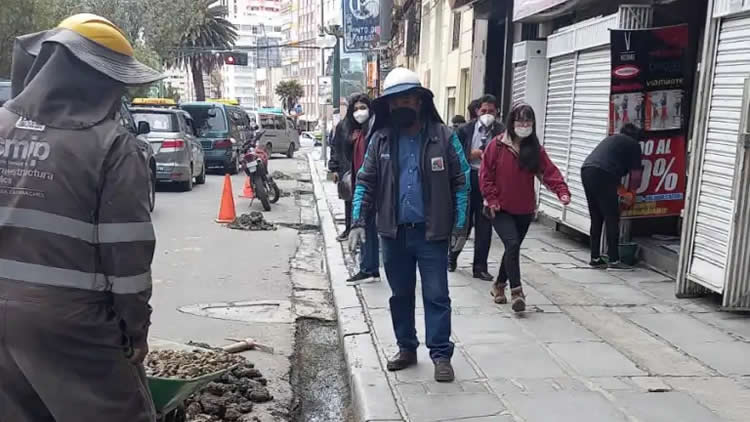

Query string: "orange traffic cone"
[[239, 176, 254, 199], [216, 174, 237, 223]]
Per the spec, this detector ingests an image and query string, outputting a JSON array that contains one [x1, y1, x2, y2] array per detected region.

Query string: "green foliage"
[[275, 80, 305, 111]]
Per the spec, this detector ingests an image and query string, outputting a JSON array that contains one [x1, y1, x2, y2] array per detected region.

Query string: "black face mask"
[[391, 107, 418, 128]]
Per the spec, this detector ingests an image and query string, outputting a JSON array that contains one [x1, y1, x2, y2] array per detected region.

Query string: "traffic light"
[[221, 51, 248, 66]]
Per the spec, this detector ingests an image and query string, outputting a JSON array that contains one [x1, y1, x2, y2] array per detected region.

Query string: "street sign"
[[343, 0, 381, 52]]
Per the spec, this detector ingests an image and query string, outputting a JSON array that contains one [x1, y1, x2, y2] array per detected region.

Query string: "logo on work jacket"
[[0, 137, 51, 167], [380, 153, 390, 160], [15, 118, 46, 132], [431, 157, 445, 172]]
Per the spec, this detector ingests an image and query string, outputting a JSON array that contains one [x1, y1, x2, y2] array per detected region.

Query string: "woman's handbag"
[[337, 170, 353, 201]]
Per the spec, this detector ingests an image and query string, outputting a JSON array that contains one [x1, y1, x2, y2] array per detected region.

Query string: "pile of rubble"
[[227, 212, 276, 231], [271, 170, 293, 180], [145, 349, 273, 421]]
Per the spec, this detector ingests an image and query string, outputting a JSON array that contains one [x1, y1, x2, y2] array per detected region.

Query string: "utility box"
[[511, 40, 548, 140]]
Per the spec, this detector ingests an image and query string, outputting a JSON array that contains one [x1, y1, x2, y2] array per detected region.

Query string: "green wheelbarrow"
[[147, 366, 234, 422]]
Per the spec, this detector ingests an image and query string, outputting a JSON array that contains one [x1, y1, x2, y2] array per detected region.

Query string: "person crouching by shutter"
[[0, 14, 162, 421], [330, 93, 381, 284], [479, 103, 571, 312]]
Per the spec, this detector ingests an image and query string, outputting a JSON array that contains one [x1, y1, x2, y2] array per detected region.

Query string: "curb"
[[308, 155, 404, 422]]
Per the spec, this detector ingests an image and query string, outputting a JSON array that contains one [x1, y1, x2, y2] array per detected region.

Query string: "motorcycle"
[[242, 128, 280, 211]]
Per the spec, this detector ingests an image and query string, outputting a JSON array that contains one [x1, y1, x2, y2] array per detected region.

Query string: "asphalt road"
[[148, 144, 315, 421]]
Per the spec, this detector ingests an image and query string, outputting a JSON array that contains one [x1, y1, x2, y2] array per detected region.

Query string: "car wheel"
[[227, 154, 239, 175], [180, 167, 194, 192], [286, 142, 295, 158], [148, 167, 156, 212], [266, 142, 273, 155], [195, 162, 206, 184]]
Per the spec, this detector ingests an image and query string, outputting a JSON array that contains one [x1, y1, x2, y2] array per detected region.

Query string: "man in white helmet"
[[0, 14, 161, 421], [349, 67, 470, 382]]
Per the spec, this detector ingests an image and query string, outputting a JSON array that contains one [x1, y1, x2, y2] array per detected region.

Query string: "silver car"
[[131, 107, 206, 191], [249, 111, 300, 158]]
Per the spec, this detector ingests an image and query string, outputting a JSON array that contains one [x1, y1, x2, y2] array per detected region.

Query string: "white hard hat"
[[379, 67, 432, 99]]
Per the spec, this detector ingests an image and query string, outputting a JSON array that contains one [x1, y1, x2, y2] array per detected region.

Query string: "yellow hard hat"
[[57, 13, 133, 57]]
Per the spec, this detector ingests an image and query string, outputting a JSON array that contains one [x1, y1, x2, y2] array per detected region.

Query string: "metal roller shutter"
[[512, 62, 528, 106], [539, 54, 576, 220], [688, 14, 750, 291], [565, 47, 612, 233]]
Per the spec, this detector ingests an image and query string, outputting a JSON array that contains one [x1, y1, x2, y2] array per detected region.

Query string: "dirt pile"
[[227, 212, 276, 231], [271, 170, 293, 180], [145, 349, 273, 421]]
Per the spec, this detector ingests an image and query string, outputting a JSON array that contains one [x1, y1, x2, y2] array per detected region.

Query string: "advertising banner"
[[343, 0, 381, 52], [610, 25, 689, 218]]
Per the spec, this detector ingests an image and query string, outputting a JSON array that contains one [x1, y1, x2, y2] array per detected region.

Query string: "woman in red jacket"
[[479, 103, 570, 312]]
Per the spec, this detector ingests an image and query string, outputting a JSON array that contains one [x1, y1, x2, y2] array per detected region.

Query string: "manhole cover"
[[179, 300, 294, 323]]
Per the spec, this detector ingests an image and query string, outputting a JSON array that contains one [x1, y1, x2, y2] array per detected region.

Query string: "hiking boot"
[[336, 230, 350, 242], [386, 350, 417, 371], [473, 271, 494, 281], [607, 261, 632, 270], [589, 257, 608, 269], [346, 271, 380, 285], [491, 282, 507, 304], [510, 287, 526, 313], [433, 358, 455, 382]]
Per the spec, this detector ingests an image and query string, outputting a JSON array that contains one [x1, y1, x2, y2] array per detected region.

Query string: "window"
[[451, 12, 461, 50], [132, 112, 178, 132]]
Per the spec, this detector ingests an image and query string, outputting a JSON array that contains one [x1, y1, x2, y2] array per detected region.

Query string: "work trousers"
[[0, 280, 156, 422], [492, 212, 534, 289], [343, 200, 352, 234], [449, 169, 492, 273], [382, 224, 454, 360], [360, 216, 380, 275], [581, 166, 620, 262]]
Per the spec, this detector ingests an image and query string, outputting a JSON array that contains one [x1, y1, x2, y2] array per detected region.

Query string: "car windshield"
[[132, 112, 178, 133], [182, 106, 227, 134]]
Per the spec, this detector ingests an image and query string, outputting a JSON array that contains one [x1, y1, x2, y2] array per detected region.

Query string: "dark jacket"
[[328, 119, 372, 176], [456, 119, 505, 162], [352, 122, 471, 241]]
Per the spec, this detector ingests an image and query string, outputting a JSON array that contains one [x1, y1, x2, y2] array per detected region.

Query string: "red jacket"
[[479, 133, 570, 215]]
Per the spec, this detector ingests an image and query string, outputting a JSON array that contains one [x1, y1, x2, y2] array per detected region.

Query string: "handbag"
[[337, 170, 353, 201]]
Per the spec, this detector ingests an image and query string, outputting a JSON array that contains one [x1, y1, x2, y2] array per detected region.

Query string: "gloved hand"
[[559, 194, 571, 206], [450, 231, 467, 253], [332, 172, 339, 183], [348, 227, 366, 251]]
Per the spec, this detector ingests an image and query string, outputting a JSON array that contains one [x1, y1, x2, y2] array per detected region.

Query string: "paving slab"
[[610, 267, 672, 283], [665, 377, 750, 422], [693, 312, 750, 341], [627, 313, 735, 346], [504, 391, 628, 422], [551, 267, 623, 284], [547, 342, 646, 377], [613, 391, 722, 422], [453, 314, 535, 345], [468, 343, 568, 378], [523, 251, 581, 265], [521, 238, 558, 251], [396, 387, 507, 422], [677, 341, 750, 376], [489, 377, 589, 394], [583, 283, 655, 305], [515, 312, 600, 343]]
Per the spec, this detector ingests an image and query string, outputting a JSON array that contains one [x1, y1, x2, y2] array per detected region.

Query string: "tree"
[[166, 1, 237, 101], [276, 80, 305, 112]]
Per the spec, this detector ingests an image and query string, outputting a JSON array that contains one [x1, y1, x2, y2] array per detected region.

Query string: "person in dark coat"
[[449, 94, 504, 279], [451, 115, 466, 130]]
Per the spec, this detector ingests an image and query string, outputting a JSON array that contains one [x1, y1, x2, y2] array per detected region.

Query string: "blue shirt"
[[398, 131, 425, 224]]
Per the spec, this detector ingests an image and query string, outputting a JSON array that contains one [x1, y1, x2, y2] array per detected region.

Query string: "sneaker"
[[346, 271, 380, 284], [386, 350, 417, 371], [589, 257, 608, 269], [433, 358, 455, 382], [491, 282, 507, 304], [510, 287, 526, 313], [473, 271, 494, 281], [607, 261, 632, 270], [448, 260, 457, 272], [336, 231, 350, 242]]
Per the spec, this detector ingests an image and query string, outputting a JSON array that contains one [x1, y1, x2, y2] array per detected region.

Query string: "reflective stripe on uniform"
[[0, 207, 154, 243], [0, 258, 151, 293]]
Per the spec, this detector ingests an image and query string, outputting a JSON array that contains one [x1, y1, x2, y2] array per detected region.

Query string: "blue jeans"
[[361, 217, 380, 274], [382, 224, 454, 360]]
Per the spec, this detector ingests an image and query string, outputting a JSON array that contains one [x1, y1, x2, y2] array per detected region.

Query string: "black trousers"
[[449, 169, 492, 273], [492, 212, 534, 289], [581, 166, 620, 262], [344, 201, 352, 233]]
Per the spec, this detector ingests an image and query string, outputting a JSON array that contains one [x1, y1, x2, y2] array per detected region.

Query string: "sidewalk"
[[309, 156, 750, 422]]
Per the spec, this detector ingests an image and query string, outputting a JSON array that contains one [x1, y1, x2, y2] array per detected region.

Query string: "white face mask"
[[353, 109, 370, 124], [479, 114, 495, 127], [515, 125, 533, 138]]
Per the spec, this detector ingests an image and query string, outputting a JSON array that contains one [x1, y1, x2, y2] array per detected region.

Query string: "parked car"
[[180, 102, 251, 174], [0, 80, 10, 106], [119, 100, 157, 212], [300, 131, 318, 147], [248, 110, 300, 158], [131, 107, 206, 191]]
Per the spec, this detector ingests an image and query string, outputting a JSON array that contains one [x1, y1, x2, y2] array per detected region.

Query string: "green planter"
[[619, 242, 639, 266]]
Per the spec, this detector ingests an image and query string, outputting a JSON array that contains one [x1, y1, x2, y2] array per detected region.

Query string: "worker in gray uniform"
[[0, 14, 163, 422]]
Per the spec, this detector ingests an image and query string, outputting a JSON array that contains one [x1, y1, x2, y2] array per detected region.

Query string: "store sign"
[[513, 0, 568, 21], [343, 0, 381, 52], [610, 25, 689, 218]]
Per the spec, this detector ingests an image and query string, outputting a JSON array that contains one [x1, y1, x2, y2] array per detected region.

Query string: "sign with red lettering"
[[622, 135, 686, 218]]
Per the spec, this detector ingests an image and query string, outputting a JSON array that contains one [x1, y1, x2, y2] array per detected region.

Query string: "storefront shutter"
[[564, 47, 612, 233], [688, 14, 750, 291], [539, 54, 576, 220], [512, 62, 528, 106]]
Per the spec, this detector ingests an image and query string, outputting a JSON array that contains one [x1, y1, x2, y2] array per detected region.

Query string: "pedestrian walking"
[[581, 123, 644, 269], [480, 103, 570, 312], [328, 119, 354, 242], [329, 94, 381, 283], [449, 94, 504, 279], [349, 67, 470, 382], [0, 14, 162, 421]]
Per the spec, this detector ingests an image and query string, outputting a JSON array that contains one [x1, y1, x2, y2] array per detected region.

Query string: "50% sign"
[[634, 137, 681, 195]]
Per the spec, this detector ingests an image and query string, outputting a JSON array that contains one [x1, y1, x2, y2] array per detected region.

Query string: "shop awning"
[[513, 0, 578, 21]]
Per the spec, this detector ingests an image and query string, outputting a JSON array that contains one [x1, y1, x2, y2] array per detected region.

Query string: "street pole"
[[333, 36, 341, 118]]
